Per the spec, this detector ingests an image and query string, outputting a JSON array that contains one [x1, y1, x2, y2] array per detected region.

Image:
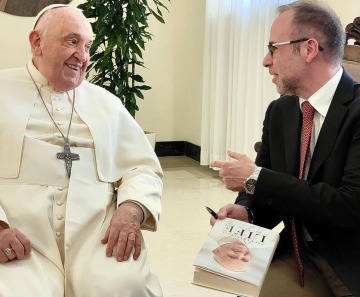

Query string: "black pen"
[[205, 206, 218, 219]]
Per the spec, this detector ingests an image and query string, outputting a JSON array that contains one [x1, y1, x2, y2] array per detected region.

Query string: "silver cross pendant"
[[57, 144, 80, 178]]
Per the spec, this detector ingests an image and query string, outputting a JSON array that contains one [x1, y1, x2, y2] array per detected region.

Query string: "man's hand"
[[210, 150, 257, 192], [210, 204, 249, 226], [101, 201, 144, 262], [0, 228, 32, 263]]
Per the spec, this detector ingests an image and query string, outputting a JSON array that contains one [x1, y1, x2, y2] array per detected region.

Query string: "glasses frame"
[[267, 38, 324, 57]]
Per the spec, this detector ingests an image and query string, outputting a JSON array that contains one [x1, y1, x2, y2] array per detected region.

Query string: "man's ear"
[[304, 38, 321, 63], [29, 30, 42, 56]]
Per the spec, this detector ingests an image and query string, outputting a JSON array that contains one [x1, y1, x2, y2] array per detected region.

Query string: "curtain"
[[200, 0, 294, 165]]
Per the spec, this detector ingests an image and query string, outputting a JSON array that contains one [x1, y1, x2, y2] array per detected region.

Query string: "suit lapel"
[[308, 70, 356, 179], [283, 96, 302, 175]]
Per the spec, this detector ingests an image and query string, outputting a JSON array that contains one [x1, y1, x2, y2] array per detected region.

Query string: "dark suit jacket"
[[236, 70, 360, 296]]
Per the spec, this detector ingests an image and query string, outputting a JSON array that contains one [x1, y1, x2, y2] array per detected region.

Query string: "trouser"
[[258, 248, 353, 297]]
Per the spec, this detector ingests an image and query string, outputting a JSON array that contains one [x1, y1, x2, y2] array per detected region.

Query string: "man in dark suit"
[[211, 1, 360, 297]]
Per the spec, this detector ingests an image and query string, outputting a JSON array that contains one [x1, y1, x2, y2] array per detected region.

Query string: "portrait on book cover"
[[0, 0, 71, 16], [193, 219, 280, 296], [195, 233, 266, 281], [212, 237, 251, 272]]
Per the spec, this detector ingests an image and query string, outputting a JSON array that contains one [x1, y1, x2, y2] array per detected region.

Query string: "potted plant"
[[78, 0, 169, 147]]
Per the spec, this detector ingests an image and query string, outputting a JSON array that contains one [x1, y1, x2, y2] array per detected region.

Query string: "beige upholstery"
[[343, 45, 360, 82]]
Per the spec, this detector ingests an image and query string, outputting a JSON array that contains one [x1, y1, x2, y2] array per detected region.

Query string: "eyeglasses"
[[267, 38, 324, 57]]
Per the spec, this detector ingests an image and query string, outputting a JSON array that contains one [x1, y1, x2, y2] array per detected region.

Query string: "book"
[[192, 218, 281, 296]]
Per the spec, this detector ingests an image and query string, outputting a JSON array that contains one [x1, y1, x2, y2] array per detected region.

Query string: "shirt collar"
[[26, 59, 52, 89], [299, 67, 343, 117]]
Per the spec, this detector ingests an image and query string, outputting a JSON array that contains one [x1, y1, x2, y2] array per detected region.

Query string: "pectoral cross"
[[57, 144, 80, 178]]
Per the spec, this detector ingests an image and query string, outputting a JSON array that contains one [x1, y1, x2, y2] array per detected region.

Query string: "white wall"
[[0, 12, 33, 68], [136, 0, 205, 145], [327, 0, 360, 29], [0, 1, 359, 146]]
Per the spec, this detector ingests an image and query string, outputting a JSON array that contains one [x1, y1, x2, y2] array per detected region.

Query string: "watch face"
[[245, 178, 256, 194]]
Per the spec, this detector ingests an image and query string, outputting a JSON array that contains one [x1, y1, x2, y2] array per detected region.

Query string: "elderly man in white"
[[0, 4, 163, 297]]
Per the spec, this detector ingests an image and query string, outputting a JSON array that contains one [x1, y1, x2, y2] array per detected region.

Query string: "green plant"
[[78, 0, 169, 117]]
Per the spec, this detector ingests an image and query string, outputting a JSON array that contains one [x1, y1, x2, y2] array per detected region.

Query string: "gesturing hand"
[[211, 150, 257, 192], [101, 202, 143, 262], [0, 228, 32, 263]]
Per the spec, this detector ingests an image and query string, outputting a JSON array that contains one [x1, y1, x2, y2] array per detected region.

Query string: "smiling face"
[[212, 241, 251, 272], [30, 7, 93, 92]]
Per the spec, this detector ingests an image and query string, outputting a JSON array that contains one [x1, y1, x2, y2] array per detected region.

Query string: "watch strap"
[[244, 166, 262, 194], [249, 166, 261, 181]]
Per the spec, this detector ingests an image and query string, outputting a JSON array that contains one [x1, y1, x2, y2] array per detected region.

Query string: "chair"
[[254, 141, 262, 153], [344, 17, 360, 81], [343, 45, 360, 82]]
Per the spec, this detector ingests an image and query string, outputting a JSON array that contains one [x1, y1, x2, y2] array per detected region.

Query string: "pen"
[[205, 206, 218, 219]]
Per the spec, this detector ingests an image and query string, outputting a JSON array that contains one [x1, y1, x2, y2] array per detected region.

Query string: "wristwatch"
[[244, 167, 262, 195]]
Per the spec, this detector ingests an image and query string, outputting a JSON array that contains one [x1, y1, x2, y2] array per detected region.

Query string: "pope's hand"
[[0, 228, 31, 263], [210, 150, 257, 192], [101, 202, 143, 262]]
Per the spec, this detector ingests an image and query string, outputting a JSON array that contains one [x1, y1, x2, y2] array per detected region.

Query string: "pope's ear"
[[29, 30, 42, 56]]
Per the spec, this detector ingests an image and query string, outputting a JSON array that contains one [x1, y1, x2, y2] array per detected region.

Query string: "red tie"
[[292, 101, 315, 287], [299, 101, 315, 179]]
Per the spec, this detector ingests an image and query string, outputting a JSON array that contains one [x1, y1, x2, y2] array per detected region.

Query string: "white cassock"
[[0, 62, 163, 297]]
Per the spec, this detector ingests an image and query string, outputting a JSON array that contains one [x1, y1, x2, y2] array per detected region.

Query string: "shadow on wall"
[[0, 0, 71, 17]]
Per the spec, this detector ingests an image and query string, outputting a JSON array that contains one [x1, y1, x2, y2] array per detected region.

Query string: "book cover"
[[192, 218, 280, 296]]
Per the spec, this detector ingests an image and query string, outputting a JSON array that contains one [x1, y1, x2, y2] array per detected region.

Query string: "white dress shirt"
[[299, 67, 343, 240]]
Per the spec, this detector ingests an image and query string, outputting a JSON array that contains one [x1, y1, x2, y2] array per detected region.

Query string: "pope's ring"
[[3, 247, 12, 256]]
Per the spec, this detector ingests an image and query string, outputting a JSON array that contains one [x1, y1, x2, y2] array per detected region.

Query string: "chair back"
[[343, 45, 360, 82], [344, 16, 360, 82]]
